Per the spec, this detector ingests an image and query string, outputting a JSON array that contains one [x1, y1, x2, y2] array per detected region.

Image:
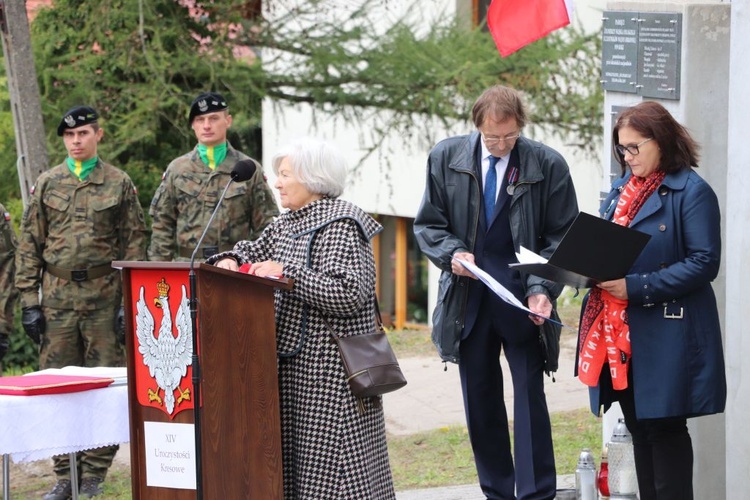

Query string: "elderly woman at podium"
[[576, 101, 726, 500], [209, 137, 395, 498]]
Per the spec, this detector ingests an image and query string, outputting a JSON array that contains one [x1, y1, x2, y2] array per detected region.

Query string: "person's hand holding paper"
[[527, 294, 552, 326], [451, 251, 479, 279], [456, 258, 559, 326]]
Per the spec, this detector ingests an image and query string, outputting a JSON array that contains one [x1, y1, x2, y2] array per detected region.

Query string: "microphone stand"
[[188, 178, 237, 500]]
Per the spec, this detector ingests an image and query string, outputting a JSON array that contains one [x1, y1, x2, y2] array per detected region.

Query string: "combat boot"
[[79, 476, 104, 498], [43, 479, 72, 500]]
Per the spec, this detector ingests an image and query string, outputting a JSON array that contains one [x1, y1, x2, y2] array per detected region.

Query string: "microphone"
[[190, 159, 258, 267], [187, 157, 258, 500], [231, 159, 257, 182]]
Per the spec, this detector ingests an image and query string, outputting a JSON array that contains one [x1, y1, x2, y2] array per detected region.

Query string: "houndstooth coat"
[[212, 197, 396, 499]]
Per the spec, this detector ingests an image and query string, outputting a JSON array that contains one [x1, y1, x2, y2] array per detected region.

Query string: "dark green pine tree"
[[28, 0, 602, 209]]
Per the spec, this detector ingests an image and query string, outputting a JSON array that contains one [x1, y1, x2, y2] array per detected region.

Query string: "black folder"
[[509, 211, 651, 288]]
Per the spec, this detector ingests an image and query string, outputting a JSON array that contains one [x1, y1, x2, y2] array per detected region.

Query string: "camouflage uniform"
[[0, 203, 18, 365], [148, 143, 278, 261], [15, 161, 147, 481]]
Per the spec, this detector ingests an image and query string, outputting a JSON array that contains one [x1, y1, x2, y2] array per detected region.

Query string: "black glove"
[[115, 306, 126, 345], [21, 306, 45, 345], [0, 334, 9, 362]]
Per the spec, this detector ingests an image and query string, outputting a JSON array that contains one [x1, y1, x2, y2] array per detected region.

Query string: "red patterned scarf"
[[578, 171, 666, 390]]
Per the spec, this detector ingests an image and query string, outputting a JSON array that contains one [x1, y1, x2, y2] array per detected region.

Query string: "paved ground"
[[384, 331, 588, 435], [386, 331, 589, 499]]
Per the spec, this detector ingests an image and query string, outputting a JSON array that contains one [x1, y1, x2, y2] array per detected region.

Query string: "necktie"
[[484, 155, 499, 225]]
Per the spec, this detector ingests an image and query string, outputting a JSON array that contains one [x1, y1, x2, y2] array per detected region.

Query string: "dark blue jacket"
[[588, 168, 726, 419]]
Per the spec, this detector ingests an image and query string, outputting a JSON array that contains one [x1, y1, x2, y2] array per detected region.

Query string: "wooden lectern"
[[113, 261, 290, 499]]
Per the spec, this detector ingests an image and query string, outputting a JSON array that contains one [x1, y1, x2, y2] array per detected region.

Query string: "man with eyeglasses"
[[414, 85, 578, 500]]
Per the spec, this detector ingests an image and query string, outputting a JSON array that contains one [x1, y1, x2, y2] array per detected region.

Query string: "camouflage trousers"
[[40, 305, 123, 480]]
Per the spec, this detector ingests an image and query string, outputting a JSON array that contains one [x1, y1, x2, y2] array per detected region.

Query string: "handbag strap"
[[323, 295, 384, 340]]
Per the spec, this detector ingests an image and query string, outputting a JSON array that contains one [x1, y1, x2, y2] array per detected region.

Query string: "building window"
[[374, 216, 428, 327]]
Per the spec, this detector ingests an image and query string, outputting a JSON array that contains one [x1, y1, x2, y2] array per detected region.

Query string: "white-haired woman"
[[209, 138, 395, 499]]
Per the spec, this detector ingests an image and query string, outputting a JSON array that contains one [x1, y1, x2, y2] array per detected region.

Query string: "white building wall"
[[262, 0, 605, 216]]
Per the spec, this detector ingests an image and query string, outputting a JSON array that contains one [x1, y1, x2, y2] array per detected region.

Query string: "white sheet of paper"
[[515, 245, 548, 264], [456, 258, 532, 314]]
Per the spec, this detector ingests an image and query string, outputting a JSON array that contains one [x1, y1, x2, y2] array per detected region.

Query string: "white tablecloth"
[[0, 367, 129, 463]]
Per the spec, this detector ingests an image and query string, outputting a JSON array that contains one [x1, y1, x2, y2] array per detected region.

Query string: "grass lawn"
[[388, 407, 601, 491]]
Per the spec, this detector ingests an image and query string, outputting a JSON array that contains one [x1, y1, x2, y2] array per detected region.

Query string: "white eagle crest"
[[135, 279, 193, 415]]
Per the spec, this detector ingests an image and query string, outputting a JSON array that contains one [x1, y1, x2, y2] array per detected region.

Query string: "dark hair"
[[612, 101, 699, 175], [471, 85, 527, 129]]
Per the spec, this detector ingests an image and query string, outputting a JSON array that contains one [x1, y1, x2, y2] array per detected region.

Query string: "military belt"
[[178, 245, 234, 260], [46, 263, 115, 282]]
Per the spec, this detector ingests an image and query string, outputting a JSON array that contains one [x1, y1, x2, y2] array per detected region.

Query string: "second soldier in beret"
[[15, 105, 147, 499], [147, 91, 278, 261]]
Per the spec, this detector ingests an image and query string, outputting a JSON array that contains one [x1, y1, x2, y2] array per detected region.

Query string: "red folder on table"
[[0, 374, 114, 396]]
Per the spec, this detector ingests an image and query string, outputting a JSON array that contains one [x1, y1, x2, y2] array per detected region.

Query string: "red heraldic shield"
[[130, 269, 196, 419]]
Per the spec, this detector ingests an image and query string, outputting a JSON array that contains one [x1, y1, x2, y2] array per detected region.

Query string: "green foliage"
[[0, 71, 22, 202], [20, 0, 601, 210], [1, 302, 38, 374], [30, 0, 265, 208], [1, 198, 24, 238], [249, 2, 603, 156]]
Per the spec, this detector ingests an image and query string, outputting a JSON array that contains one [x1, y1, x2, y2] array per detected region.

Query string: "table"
[[0, 368, 129, 499]]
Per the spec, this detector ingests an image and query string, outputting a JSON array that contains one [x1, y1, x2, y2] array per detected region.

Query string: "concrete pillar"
[[725, 0, 750, 494], [603, 2, 730, 498]]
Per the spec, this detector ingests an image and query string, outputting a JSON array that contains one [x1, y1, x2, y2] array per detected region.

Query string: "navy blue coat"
[[588, 168, 726, 420]]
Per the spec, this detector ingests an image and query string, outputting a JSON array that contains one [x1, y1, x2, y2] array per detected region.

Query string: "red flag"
[[487, 0, 571, 57]]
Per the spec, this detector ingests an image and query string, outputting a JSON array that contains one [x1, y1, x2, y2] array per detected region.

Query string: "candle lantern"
[[607, 418, 638, 499], [575, 448, 597, 500], [598, 447, 610, 498]]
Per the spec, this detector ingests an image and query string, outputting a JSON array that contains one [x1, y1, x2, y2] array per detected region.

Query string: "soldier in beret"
[[147, 91, 278, 261], [0, 202, 18, 368], [15, 106, 147, 499]]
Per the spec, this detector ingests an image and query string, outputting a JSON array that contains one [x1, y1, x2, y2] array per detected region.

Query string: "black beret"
[[57, 106, 99, 136], [188, 92, 228, 124]]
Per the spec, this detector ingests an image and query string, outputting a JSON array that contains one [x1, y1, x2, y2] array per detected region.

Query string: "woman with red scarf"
[[576, 101, 726, 500]]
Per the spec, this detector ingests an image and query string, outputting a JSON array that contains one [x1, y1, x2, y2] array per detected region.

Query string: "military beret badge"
[[188, 91, 228, 124], [57, 105, 99, 136]]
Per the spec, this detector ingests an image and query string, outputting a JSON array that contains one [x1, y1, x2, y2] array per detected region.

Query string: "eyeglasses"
[[615, 138, 653, 156], [481, 132, 521, 146]]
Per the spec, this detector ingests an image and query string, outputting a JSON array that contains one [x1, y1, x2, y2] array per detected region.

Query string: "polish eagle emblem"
[[135, 278, 193, 415]]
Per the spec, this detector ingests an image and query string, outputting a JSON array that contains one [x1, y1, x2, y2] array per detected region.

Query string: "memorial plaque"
[[601, 12, 638, 93], [637, 12, 682, 99]]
